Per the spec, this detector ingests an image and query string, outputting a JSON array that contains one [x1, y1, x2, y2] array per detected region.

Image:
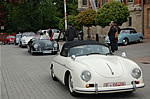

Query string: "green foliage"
[[4, 0, 59, 33], [96, 0, 129, 27], [52, 0, 79, 18], [58, 15, 81, 31], [75, 9, 96, 27]]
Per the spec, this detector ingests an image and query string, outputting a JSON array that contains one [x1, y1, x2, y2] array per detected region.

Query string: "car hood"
[[76, 55, 124, 78], [22, 36, 34, 41], [34, 40, 53, 47]]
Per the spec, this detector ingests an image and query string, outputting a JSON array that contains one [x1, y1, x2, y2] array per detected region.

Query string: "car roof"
[[62, 40, 107, 50], [121, 28, 135, 30]]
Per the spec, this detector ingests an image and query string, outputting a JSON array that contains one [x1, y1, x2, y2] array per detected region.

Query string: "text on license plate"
[[103, 82, 126, 87], [43, 50, 51, 53]]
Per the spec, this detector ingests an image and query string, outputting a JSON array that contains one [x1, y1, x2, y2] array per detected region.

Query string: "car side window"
[[60, 48, 68, 57]]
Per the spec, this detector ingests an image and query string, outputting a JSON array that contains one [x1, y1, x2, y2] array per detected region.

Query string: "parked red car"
[[2, 35, 15, 45]]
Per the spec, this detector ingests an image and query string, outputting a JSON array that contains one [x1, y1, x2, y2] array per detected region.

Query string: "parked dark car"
[[2, 35, 15, 45], [27, 35, 59, 55]]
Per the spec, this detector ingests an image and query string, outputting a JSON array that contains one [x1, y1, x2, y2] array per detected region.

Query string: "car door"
[[129, 29, 139, 42]]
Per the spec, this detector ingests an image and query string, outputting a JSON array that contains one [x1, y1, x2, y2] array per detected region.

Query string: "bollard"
[[96, 34, 99, 41]]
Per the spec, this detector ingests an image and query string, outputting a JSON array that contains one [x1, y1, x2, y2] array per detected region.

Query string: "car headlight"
[[131, 68, 141, 79], [34, 44, 39, 49], [54, 43, 58, 47], [81, 70, 91, 82]]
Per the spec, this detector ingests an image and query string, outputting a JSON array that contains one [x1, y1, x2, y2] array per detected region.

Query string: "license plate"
[[43, 50, 51, 53], [103, 82, 126, 87]]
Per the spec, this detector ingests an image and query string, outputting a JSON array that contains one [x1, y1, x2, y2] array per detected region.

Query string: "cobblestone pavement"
[[1, 39, 150, 99]]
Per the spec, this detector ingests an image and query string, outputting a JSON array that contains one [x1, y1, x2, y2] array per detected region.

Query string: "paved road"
[[1, 40, 150, 99]]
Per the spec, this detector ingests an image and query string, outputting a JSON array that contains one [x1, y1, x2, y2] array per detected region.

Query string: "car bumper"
[[74, 83, 145, 94], [32, 49, 58, 54]]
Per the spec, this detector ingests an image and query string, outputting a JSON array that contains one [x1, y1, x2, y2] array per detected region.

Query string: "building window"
[[128, 0, 133, 2], [129, 17, 132, 26], [102, 0, 105, 5], [82, 0, 87, 6], [148, 9, 150, 27]]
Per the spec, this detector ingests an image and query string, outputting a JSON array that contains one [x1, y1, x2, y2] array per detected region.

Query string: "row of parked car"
[[2, 29, 62, 55]]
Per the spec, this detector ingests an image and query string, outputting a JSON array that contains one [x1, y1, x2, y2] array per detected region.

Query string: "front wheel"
[[2, 42, 5, 45], [27, 45, 31, 53], [122, 38, 128, 45], [31, 48, 34, 55], [51, 68, 57, 81], [68, 74, 78, 96], [52, 51, 58, 55], [139, 37, 143, 43], [7, 41, 10, 45]]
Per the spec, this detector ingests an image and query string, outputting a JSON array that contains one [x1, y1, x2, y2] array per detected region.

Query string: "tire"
[[51, 68, 57, 81], [68, 74, 78, 96], [139, 37, 143, 43], [123, 38, 128, 45], [7, 41, 10, 45], [31, 48, 34, 55], [27, 45, 31, 53], [53, 51, 58, 55], [2, 42, 5, 45]]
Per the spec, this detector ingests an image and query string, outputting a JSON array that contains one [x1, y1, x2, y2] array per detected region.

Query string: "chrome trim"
[[106, 63, 114, 75], [75, 85, 145, 93], [53, 60, 73, 71]]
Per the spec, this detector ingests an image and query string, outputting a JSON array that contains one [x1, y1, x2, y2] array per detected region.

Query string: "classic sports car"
[[27, 35, 59, 55], [19, 32, 35, 47], [50, 40, 144, 96], [2, 35, 15, 45], [105, 28, 144, 45]]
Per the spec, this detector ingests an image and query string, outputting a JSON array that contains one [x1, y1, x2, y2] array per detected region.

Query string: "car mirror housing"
[[122, 52, 127, 58], [71, 55, 76, 60]]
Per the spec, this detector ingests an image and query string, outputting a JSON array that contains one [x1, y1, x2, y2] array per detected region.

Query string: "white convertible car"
[[50, 40, 144, 96], [19, 32, 35, 47]]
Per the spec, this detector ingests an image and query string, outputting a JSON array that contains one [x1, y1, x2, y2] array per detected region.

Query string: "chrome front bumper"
[[32, 49, 58, 53], [74, 83, 145, 94]]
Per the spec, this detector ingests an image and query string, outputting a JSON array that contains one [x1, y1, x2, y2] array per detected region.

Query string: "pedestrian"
[[114, 23, 120, 51], [48, 28, 52, 37], [108, 21, 117, 53], [65, 23, 76, 41]]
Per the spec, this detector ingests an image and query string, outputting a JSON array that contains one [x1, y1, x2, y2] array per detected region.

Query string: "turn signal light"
[[86, 84, 94, 88]]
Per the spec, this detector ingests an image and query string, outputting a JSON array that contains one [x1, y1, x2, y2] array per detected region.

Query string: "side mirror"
[[71, 55, 76, 60], [122, 52, 127, 58]]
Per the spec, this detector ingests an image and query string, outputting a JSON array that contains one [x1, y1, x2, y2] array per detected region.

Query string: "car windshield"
[[68, 45, 110, 57], [22, 33, 35, 37], [7, 36, 15, 39], [36, 35, 49, 40]]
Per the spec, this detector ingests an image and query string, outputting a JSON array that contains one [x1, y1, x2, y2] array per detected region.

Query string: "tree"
[[52, 0, 79, 18], [75, 9, 96, 39], [96, 0, 130, 27], [4, 0, 59, 33], [58, 15, 81, 32], [75, 9, 96, 27]]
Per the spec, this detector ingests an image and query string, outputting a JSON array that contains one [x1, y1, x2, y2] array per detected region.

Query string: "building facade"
[[144, 0, 150, 38], [78, 0, 146, 39]]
